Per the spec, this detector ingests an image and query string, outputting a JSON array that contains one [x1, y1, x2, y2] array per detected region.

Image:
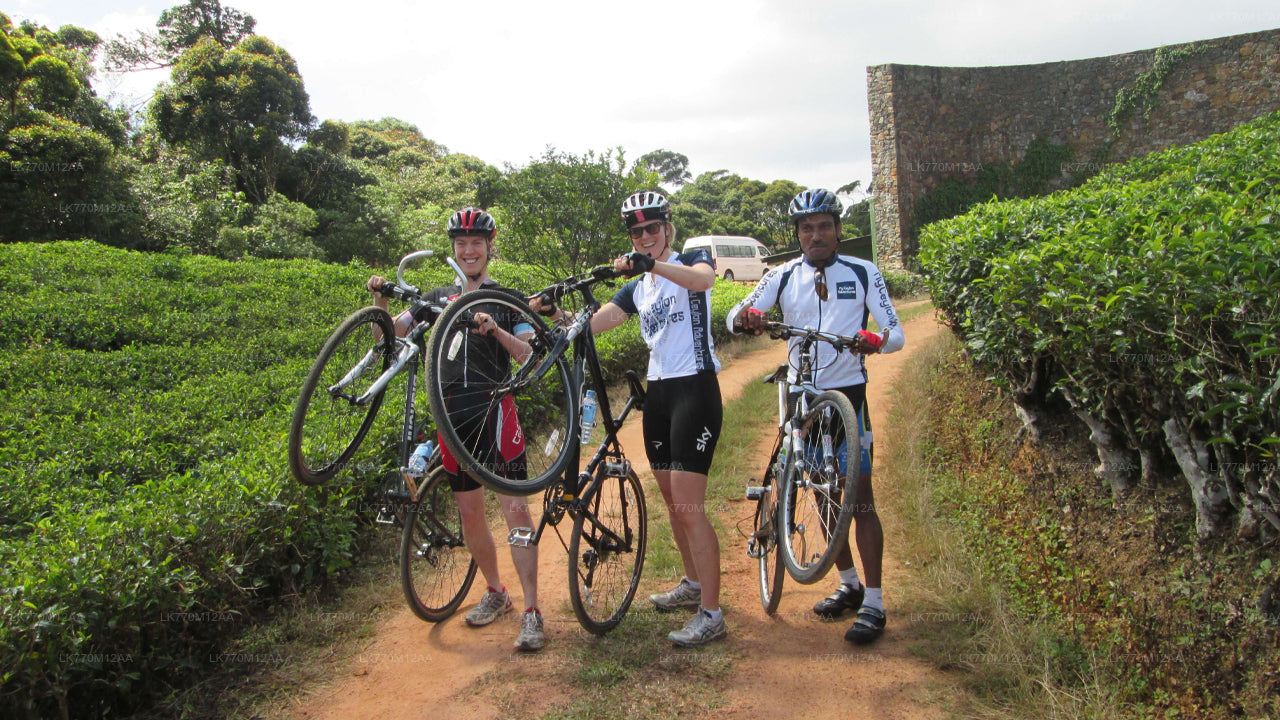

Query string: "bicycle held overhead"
[[425, 257, 651, 635]]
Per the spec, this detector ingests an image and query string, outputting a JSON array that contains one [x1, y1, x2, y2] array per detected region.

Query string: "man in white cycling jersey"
[[727, 188, 904, 644]]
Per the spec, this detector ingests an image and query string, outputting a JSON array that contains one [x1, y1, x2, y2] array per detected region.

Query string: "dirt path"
[[285, 305, 952, 719]]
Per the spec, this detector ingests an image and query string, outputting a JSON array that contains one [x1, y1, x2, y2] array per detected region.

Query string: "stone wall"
[[867, 28, 1280, 271]]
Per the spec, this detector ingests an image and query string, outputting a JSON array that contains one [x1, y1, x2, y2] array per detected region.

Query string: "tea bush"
[[0, 242, 749, 717], [920, 110, 1280, 539]]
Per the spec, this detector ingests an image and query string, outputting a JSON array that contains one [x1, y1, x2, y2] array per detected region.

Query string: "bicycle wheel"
[[426, 289, 575, 495], [400, 466, 478, 622], [568, 469, 647, 635], [752, 436, 785, 615], [777, 391, 860, 584], [288, 306, 396, 485]]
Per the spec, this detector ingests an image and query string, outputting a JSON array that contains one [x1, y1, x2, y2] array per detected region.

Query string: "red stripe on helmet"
[[635, 210, 646, 223]]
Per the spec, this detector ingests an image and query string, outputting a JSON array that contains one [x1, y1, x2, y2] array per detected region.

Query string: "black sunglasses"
[[628, 223, 665, 239]]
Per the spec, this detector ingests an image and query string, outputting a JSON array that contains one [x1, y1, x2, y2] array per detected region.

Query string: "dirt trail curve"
[[285, 306, 952, 719]]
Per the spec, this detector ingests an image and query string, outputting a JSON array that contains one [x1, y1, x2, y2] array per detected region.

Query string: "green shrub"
[[919, 109, 1280, 539], [0, 242, 754, 717]]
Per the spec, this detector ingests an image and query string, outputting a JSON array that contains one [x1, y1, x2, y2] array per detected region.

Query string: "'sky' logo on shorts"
[[695, 426, 713, 452]]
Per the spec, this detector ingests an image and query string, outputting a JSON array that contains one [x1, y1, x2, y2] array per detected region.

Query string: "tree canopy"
[[638, 148, 692, 189], [669, 171, 802, 252], [149, 35, 313, 203], [1, 14, 134, 244], [497, 147, 655, 279], [105, 0, 256, 72], [3, 3, 855, 269]]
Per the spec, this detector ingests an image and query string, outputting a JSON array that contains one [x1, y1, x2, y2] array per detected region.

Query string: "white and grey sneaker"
[[465, 587, 512, 627], [515, 610, 545, 652], [648, 578, 702, 611], [668, 609, 728, 647]]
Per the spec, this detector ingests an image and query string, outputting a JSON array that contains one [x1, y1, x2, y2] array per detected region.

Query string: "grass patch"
[[541, 604, 738, 720], [877, 330, 1130, 720]]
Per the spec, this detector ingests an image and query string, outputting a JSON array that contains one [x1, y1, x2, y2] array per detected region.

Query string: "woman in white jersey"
[[536, 191, 726, 647]]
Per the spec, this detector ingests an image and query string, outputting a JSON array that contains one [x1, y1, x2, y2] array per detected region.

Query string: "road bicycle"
[[424, 265, 648, 634], [743, 321, 867, 614], [286, 250, 477, 622]]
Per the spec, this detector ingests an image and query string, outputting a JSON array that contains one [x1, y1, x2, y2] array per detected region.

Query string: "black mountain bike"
[[424, 265, 648, 634], [287, 250, 477, 622], [743, 321, 866, 614]]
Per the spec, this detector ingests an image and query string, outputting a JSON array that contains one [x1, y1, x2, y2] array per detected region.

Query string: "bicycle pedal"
[[374, 508, 398, 526], [604, 458, 631, 478], [508, 526, 536, 547], [745, 485, 767, 500]]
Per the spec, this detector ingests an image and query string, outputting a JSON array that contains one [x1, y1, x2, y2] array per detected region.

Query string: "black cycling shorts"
[[642, 372, 723, 476], [832, 383, 874, 472]]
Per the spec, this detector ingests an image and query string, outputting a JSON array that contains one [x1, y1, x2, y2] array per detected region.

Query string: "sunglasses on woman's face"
[[628, 223, 665, 239]]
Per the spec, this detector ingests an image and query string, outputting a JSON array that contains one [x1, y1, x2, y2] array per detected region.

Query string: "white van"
[[682, 235, 771, 282]]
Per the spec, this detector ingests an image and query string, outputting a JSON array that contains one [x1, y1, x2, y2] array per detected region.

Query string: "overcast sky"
[[10, 0, 1280, 194]]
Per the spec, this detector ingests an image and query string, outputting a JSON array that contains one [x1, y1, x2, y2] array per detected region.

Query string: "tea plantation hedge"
[[0, 241, 750, 717], [920, 110, 1280, 540]]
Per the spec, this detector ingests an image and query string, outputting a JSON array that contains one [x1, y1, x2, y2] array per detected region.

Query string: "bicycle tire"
[[777, 390, 860, 584], [425, 289, 575, 495], [400, 466, 478, 622], [568, 469, 647, 635], [288, 306, 396, 485], [754, 436, 785, 615]]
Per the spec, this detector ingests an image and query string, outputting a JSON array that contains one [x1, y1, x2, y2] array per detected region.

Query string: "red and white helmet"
[[620, 191, 671, 229], [446, 207, 497, 239]]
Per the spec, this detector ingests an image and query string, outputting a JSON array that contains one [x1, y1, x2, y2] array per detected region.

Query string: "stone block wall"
[[867, 28, 1280, 271]]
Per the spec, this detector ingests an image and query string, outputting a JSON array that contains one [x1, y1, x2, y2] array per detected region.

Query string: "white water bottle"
[[406, 441, 434, 476], [580, 390, 598, 445]]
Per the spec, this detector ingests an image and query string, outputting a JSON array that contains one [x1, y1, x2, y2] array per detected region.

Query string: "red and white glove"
[[856, 329, 884, 353]]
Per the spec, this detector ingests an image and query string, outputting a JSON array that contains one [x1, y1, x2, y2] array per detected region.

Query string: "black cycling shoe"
[[812, 582, 864, 620], [844, 606, 886, 644]]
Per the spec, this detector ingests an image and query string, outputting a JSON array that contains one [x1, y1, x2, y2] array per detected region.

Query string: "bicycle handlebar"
[[532, 265, 625, 305], [765, 322, 858, 351]]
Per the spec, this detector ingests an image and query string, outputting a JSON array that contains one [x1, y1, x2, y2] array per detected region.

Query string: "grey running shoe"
[[515, 610, 545, 652], [465, 587, 512, 627], [648, 578, 702, 611], [668, 609, 728, 647]]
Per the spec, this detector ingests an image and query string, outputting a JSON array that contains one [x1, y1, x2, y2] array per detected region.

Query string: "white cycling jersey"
[[611, 249, 722, 381], [726, 254, 904, 388]]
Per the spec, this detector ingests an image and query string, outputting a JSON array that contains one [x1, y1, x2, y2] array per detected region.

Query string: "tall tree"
[[638, 149, 692, 188], [838, 179, 872, 237], [105, 0, 256, 72], [150, 35, 313, 203], [670, 171, 801, 252], [1, 14, 135, 244], [498, 147, 655, 279]]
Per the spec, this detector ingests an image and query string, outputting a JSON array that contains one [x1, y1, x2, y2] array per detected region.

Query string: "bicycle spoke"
[[288, 307, 394, 485], [569, 470, 647, 634], [401, 468, 477, 622], [427, 291, 575, 495]]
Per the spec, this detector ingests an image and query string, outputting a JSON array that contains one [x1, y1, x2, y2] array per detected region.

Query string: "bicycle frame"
[[508, 277, 646, 549]]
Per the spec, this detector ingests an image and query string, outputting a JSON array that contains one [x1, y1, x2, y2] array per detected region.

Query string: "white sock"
[[703, 607, 722, 623], [838, 566, 862, 589], [863, 587, 883, 611], [685, 577, 701, 590]]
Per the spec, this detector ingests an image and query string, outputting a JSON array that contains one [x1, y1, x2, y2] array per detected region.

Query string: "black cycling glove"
[[623, 251, 656, 276]]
